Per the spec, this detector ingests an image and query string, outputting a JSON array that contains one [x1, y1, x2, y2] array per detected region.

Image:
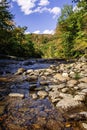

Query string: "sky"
[[10, 0, 75, 34]]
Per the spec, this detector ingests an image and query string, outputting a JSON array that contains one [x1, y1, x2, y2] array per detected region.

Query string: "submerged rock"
[[2, 98, 64, 130]]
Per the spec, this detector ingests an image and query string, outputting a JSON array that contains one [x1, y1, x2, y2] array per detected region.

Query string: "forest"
[[0, 0, 87, 59]]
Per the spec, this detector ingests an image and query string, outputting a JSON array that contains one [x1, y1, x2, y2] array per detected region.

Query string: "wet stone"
[[37, 90, 48, 98], [2, 98, 64, 130], [15, 68, 26, 75], [30, 93, 38, 99]]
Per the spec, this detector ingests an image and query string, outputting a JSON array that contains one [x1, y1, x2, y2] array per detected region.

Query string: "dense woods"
[[0, 0, 87, 59]]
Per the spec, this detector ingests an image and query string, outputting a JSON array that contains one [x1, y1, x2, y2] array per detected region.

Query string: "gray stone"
[[51, 98, 61, 103], [49, 91, 60, 102], [26, 69, 33, 74], [78, 83, 87, 89], [9, 93, 24, 98], [54, 73, 68, 82], [67, 79, 77, 87], [49, 84, 65, 90], [79, 111, 87, 118], [37, 90, 48, 98], [27, 75, 38, 82], [46, 68, 53, 73], [56, 96, 81, 110], [31, 93, 38, 99], [15, 68, 26, 75], [62, 72, 69, 78], [74, 94, 85, 101], [69, 71, 75, 78], [74, 86, 79, 90], [61, 88, 68, 93], [82, 89, 87, 93], [79, 77, 87, 83], [59, 93, 73, 98], [82, 123, 87, 129]]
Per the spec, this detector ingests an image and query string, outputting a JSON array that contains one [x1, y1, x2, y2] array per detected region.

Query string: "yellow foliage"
[[74, 39, 87, 50]]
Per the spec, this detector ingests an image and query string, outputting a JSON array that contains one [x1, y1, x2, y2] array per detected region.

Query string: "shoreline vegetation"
[[0, 0, 87, 60]]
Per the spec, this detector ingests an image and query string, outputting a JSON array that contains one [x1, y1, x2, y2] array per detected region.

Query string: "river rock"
[[49, 91, 60, 103], [40, 80, 50, 85], [62, 72, 69, 78], [56, 96, 81, 110], [26, 75, 38, 82], [46, 68, 53, 73], [82, 123, 87, 129], [79, 111, 87, 118], [82, 89, 87, 93], [15, 68, 26, 75], [30, 93, 38, 99], [9, 93, 24, 98], [26, 69, 33, 74], [59, 93, 73, 98], [2, 98, 64, 130], [74, 94, 85, 101], [37, 90, 48, 98], [69, 71, 75, 78], [67, 79, 77, 87], [61, 88, 68, 93], [78, 83, 87, 89], [54, 73, 67, 82], [49, 84, 65, 90], [79, 77, 87, 83]]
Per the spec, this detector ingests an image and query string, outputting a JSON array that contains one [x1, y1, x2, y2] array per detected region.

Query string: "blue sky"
[[11, 0, 74, 34]]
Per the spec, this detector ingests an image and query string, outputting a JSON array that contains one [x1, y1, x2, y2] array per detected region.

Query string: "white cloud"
[[12, 0, 38, 15], [50, 7, 61, 18], [12, 0, 61, 17], [43, 29, 54, 34], [34, 7, 50, 13], [39, 0, 50, 6], [34, 7, 61, 18], [25, 31, 30, 34], [33, 30, 40, 34]]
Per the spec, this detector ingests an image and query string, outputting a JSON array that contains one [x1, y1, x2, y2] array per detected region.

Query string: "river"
[[0, 56, 87, 130]]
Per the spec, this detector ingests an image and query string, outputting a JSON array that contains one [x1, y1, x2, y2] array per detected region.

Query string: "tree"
[[57, 1, 87, 59], [0, 0, 14, 30], [72, 0, 87, 12], [58, 5, 76, 59], [0, 0, 14, 54], [58, 5, 73, 24]]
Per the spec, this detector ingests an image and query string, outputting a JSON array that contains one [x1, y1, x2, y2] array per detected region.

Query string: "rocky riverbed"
[[0, 56, 87, 130]]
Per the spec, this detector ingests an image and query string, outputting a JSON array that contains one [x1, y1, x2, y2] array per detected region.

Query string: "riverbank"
[[0, 56, 87, 130]]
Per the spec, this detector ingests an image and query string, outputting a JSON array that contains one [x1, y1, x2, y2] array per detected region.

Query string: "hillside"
[[0, 0, 87, 59]]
